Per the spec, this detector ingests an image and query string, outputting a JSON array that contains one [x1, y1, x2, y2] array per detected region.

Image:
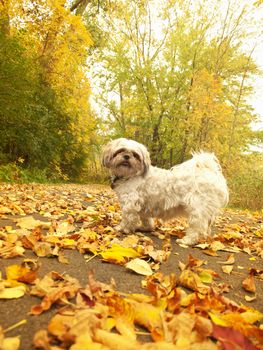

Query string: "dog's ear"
[[141, 147, 151, 175], [101, 143, 112, 168]]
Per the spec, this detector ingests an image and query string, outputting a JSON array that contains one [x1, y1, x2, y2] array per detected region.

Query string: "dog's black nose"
[[123, 154, 130, 160]]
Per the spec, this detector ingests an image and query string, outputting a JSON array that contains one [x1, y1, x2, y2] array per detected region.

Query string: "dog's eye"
[[132, 152, 140, 161], [112, 148, 126, 158]]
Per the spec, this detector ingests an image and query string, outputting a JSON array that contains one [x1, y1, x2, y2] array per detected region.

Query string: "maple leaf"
[[127, 298, 165, 341], [30, 272, 81, 315], [143, 273, 177, 299], [179, 269, 209, 294], [212, 324, 260, 350], [5, 262, 39, 284]]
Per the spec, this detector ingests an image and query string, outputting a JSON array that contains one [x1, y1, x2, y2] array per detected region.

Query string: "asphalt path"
[[0, 184, 262, 349]]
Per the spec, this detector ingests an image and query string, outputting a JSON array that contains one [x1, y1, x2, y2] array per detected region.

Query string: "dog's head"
[[102, 138, 151, 178]]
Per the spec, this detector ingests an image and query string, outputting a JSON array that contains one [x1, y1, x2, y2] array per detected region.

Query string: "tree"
[[88, 0, 261, 168], [0, 0, 95, 178]]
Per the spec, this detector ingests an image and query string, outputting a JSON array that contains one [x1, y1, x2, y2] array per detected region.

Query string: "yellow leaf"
[[208, 313, 228, 327], [210, 241, 225, 252], [15, 216, 50, 230], [100, 244, 140, 264], [198, 271, 213, 284], [125, 258, 153, 276], [61, 238, 77, 247], [127, 300, 164, 341], [33, 242, 54, 257], [0, 285, 26, 299], [95, 329, 138, 350], [108, 206, 116, 212], [1, 336, 20, 350], [71, 334, 109, 350], [240, 310, 263, 324], [245, 295, 256, 302], [6, 264, 29, 281], [221, 265, 233, 275]]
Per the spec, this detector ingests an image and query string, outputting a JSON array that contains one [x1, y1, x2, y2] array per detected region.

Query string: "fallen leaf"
[[245, 295, 256, 302], [15, 216, 49, 230], [221, 265, 234, 275], [100, 244, 140, 264], [202, 249, 219, 257], [210, 241, 225, 252], [0, 285, 26, 299], [212, 323, 260, 350], [33, 242, 54, 257], [125, 258, 153, 276], [179, 269, 209, 293], [218, 254, 235, 265], [5, 263, 38, 284], [198, 271, 213, 284], [0, 336, 20, 350], [242, 274, 256, 293]]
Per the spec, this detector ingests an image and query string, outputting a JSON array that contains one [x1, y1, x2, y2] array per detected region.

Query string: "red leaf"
[[212, 324, 260, 350]]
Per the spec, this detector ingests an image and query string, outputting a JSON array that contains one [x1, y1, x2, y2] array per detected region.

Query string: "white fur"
[[102, 138, 229, 246]]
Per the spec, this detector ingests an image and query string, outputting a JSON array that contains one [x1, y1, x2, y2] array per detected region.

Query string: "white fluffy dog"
[[102, 138, 229, 245]]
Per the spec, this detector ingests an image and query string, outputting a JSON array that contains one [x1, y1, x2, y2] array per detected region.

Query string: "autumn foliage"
[[0, 0, 95, 179], [0, 0, 262, 209], [0, 183, 263, 349]]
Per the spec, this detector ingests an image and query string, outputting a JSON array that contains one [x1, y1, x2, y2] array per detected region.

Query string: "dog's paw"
[[114, 225, 132, 234], [135, 225, 154, 233], [114, 224, 124, 232], [177, 236, 197, 246]]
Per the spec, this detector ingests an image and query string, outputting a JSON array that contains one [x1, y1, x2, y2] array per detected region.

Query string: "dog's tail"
[[192, 152, 229, 205], [192, 151, 222, 174], [171, 151, 222, 174]]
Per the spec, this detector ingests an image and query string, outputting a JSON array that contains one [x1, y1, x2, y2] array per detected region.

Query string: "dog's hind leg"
[[177, 210, 210, 246], [136, 216, 155, 232]]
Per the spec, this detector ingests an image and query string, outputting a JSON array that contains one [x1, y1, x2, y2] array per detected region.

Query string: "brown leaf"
[[33, 242, 54, 257], [179, 269, 209, 294], [33, 330, 52, 350], [242, 273, 256, 293], [218, 254, 235, 265], [202, 249, 219, 257]]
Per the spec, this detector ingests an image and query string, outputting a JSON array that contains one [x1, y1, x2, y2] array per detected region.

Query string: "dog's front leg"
[[115, 208, 141, 234]]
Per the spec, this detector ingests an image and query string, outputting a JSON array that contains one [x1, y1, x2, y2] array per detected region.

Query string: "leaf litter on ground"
[[0, 184, 263, 349]]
